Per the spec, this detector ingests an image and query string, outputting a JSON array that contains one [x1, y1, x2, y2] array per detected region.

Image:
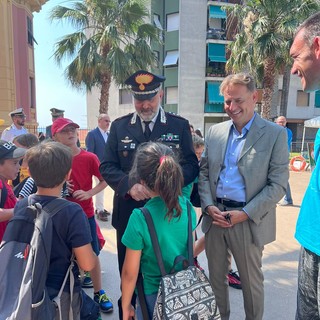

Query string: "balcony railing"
[[207, 28, 226, 40]]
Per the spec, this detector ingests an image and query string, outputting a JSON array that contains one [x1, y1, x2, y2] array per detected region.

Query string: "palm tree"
[[50, 0, 160, 114], [226, 0, 319, 120]]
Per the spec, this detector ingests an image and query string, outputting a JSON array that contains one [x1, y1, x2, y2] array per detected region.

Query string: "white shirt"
[[98, 127, 109, 142], [1, 124, 28, 142]]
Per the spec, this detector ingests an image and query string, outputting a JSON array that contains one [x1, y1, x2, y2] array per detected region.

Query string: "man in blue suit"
[[86, 114, 111, 221]]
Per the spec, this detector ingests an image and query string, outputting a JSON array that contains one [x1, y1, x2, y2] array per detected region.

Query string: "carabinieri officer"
[[100, 70, 199, 319]]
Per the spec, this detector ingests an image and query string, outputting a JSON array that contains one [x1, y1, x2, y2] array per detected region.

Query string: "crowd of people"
[[1, 12, 320, 320]]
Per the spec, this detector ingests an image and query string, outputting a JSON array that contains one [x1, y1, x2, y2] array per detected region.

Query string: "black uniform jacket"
[[100, 109, 199, 232]]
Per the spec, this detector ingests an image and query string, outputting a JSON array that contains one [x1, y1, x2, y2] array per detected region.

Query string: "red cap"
[[51, 118, 79, 136]]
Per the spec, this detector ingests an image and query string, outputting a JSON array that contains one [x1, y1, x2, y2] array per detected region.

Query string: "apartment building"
[[87, 0, 319, 142]]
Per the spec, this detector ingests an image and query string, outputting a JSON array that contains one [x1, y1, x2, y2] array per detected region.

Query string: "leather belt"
[[216, 198, 246, 208]]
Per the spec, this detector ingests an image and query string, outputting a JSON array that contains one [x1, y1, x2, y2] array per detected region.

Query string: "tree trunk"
[[99, 71, 111, 114], [261, 58, 276, 120], [279, 65, 291, 117]]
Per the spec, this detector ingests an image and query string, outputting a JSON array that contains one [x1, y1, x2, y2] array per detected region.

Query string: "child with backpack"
[[12, 133, 39, 198], [0, 140, 26, 241], [52, 117, 113, 313], [11, 141, 98, 319], [121, 142, 197, 320]]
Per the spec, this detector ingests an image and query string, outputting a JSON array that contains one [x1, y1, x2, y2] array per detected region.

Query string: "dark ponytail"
[[129, 142, 184, 220]]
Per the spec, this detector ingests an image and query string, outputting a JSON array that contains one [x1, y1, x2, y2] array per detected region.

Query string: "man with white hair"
[[100, 70, 199, 319]]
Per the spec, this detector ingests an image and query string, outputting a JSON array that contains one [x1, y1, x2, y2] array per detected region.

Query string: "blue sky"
[[33, 0, 87, 128]]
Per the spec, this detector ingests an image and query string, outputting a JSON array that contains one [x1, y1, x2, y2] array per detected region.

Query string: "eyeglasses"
[[15, 115, 26, 119]]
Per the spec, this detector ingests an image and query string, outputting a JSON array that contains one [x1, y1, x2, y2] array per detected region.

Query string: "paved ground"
[[92, 170, 311, 319]]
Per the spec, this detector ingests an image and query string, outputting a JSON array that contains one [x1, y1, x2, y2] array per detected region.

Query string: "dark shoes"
[[82, 271, 93, 288], [95, 209, 111, 221], [228, 270, 242, 289]]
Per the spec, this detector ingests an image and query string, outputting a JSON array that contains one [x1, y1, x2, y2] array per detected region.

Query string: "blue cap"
[[125, 70, 166, 101]]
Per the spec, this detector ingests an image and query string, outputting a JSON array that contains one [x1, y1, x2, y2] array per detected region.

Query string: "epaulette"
[[3, 127, 10, 132], [113, 113, 134, 122], [165, 112, 185, 120]]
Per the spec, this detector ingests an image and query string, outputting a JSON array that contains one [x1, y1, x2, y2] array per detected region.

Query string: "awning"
[[209, 5, 226, 19], [163, 51, 179, 67], [315, 90, 320, 107], [208, 43, 226, 62], [208, 82, 224, 104]]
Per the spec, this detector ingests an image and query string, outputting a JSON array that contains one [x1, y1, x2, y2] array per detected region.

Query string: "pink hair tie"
[[159, 156, 166, 165]]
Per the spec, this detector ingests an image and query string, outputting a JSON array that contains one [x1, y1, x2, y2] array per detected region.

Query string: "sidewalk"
[[95, 170, 311, 319]]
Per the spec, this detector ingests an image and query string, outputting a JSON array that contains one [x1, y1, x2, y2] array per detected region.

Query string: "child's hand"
[[66, 180, 74, 195], [72, 190, 92, 201], [128, 183, 151, 201], [122, 305, 135, 320]]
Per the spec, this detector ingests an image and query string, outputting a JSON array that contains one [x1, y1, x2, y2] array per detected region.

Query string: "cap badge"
[[135, 74, 154, 91]]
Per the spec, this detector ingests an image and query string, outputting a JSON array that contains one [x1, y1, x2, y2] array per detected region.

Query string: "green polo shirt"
[[122, 196, 197, 294]]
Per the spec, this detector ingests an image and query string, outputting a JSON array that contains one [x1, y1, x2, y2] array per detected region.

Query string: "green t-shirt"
[[122, 196, 197, 295]]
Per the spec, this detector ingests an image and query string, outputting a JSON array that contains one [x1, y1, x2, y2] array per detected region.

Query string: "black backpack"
[[0, 196, 72, 320]]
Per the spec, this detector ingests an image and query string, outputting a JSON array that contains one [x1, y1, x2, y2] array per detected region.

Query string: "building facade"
[[87, 0, 319, 144], [0, 0, 46, 132]]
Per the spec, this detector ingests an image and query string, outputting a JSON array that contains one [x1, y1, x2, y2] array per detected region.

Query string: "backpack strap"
[[140, 207, 167, 276], [0, 180, 8, 208], [140, 201, 194, 275], [27, 196, 75, 320], [186, 201, 194, 266]]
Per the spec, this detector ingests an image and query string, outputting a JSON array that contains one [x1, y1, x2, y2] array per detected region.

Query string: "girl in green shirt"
[[121, 142, 196, 320]]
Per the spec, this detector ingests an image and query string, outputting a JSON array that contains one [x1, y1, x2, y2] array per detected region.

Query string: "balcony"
[[207, 28, 226, 40], [208, 0, 243, 4]]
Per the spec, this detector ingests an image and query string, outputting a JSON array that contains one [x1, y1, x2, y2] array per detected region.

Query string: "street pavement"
[[93, 170, 311, 319]]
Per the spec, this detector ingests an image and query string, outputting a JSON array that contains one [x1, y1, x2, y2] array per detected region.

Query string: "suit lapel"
[[96, 128, 106, 144]]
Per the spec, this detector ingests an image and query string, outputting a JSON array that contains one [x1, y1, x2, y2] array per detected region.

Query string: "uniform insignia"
[[135, 73, 153, 91], [121, 137, 132, 143], [130, 113, 137, 125], [160, 108, 167, 124]]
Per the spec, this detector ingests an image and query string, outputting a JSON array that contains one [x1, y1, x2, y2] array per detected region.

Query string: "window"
[[153, 14, 163, 30], [166, 13, 179, 32], [27, 16, 33, 46], [166, 87, 178, 104], [154, 50, 160, 68], [296, 90, 309, 106], [29, 77, 35, 108], [163, 50, 179, 67], [119, 89, 132, 104]]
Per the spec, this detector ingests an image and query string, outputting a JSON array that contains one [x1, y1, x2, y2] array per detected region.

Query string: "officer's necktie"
[[144, 121, 152, 140]]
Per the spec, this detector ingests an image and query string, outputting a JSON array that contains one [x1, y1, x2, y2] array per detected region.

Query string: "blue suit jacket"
[[85, 127, 107, 162]]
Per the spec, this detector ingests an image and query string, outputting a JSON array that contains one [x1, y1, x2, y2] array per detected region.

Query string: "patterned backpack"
[[139, 202, 221, 320]]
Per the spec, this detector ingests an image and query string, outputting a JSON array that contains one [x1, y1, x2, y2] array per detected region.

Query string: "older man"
[[198, 73, 288, 320], [86, 114, 111, 221], [1, 108, 28, 142], [290, 12, 320, 319], [100, 70, 199, 319]]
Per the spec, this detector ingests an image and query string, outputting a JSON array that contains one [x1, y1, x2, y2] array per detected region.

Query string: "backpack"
[[139, 203, 221, 320], [0, 180, 8, 208], [0, 196, 73, 320]]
